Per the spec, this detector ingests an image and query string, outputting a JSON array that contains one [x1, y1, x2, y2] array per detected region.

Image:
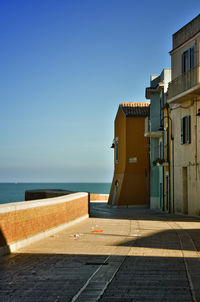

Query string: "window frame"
[[181, 45, 195, 73], [181, 115, 191, 144]]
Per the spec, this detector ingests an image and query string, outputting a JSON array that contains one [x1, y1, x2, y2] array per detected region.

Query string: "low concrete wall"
[[90, 194, 109, 201], [0, 192, 89, 256]]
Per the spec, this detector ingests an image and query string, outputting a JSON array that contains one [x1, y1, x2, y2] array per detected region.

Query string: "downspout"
[[149, 118, 152, 208], [167, 104, 171, 213], [148, 128, 151, 207], [195, 99, 198, 180], [171, 111, 175, 213]]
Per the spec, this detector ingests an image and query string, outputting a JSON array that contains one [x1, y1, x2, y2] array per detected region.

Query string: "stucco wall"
[[171, 34, 200, 80], [114, 108, 126, 173], [171, 98, 200, 216], [109, 113, 149, 206], [150, 93, 161, 131], [173, 14, 200, 49], [150, 138, 160, 196]]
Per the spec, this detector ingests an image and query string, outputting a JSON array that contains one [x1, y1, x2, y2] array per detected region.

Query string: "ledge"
[[0, 192, 88, 214]]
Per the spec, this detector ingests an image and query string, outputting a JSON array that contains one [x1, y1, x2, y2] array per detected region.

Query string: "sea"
[[0, 183, 111, 205]]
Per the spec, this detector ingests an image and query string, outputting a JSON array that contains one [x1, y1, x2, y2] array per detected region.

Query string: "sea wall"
[[90, 193, 109, 201], [0, 192, 89, 256]]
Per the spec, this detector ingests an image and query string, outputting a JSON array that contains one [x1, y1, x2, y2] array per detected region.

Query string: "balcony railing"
[[167, 64, 200, 102]]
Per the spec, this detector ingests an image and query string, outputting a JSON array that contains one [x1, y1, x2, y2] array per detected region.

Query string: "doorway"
[[182, 167, 188, 214]]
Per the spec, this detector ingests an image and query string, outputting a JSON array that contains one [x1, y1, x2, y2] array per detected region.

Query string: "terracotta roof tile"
[[120, 102, 150, 117]]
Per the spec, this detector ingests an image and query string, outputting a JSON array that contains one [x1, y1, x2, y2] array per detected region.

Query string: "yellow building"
[[108, 102, 150, 206]]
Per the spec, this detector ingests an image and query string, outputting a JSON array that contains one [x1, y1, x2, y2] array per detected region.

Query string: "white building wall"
[[171, 98, 200, 216]]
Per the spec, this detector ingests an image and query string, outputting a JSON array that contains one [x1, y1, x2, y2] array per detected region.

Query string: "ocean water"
[[0, 183, 111, 205]]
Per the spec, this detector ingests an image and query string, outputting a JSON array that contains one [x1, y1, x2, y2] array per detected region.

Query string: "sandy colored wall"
[[171, 34, 200, 80], [0, 193, 89, 255], [171, 98, 200, 216]]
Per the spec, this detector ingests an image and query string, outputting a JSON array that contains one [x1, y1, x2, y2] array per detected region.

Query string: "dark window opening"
[[182, 45, 195, 73], [181, 116, 191, 144]]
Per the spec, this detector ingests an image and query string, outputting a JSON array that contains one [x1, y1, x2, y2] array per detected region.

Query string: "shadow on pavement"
[[0, 252, 199, 301], [0, 227, 10, 256], [90, 202, 200, 223], [0, 203, 200, 301]]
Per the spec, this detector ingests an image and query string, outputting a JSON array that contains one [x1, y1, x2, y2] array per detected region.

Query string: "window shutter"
[[187, 49, 190, 71], [181, 53, 184, 73], [191, 45, 195, 68], [187, 115, 191, 144], [181, 117, 185, 144]]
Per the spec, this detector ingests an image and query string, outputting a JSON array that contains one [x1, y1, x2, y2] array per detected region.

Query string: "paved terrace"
[[1, 201, 200, 302]]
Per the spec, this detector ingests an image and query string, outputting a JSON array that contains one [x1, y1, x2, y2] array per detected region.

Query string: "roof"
[[120, 102, 150, 117]]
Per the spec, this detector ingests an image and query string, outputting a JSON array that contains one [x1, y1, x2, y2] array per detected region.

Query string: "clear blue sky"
[[0, 0, 199, 182]]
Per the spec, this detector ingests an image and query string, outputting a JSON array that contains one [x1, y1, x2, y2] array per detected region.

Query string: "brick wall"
[[0, 193, 89, 251]]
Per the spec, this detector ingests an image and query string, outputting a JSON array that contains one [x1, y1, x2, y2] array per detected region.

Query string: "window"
[[181, 116, 191, 144], [182, 45, 195, 73], [115, 137, 118, 163]]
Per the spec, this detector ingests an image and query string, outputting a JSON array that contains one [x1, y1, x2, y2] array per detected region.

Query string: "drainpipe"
[[166, 104, 171, 213], [170, 111, 175, 213], [167, 105, 175, 213], [195, 99, 198, 180]]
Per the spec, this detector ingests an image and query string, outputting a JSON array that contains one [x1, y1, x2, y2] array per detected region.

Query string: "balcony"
[[144, 117, 163, 138], [167, 64, 200, 103], [152, 158, 169, 167]]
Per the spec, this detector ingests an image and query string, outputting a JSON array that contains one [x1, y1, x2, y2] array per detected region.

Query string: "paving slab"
[[0, 201, 200, 301]]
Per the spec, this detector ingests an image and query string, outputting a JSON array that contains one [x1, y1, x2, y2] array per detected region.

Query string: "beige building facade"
[[167, 14, 200, 216]]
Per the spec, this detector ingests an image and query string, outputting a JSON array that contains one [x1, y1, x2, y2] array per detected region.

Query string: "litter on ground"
[[70, 233, 83, 239]]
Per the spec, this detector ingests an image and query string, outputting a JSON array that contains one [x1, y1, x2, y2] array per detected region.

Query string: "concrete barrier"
[[90, 194, 109, 201], [0, 192, 89, 256]]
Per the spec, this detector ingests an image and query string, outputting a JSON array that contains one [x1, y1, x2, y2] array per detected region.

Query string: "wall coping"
[[90, 193, 109, 197], [0, 192, 88, 214]]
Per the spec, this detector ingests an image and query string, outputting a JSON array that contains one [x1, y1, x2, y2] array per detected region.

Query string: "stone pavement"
[[0, 201, 200, 302]]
